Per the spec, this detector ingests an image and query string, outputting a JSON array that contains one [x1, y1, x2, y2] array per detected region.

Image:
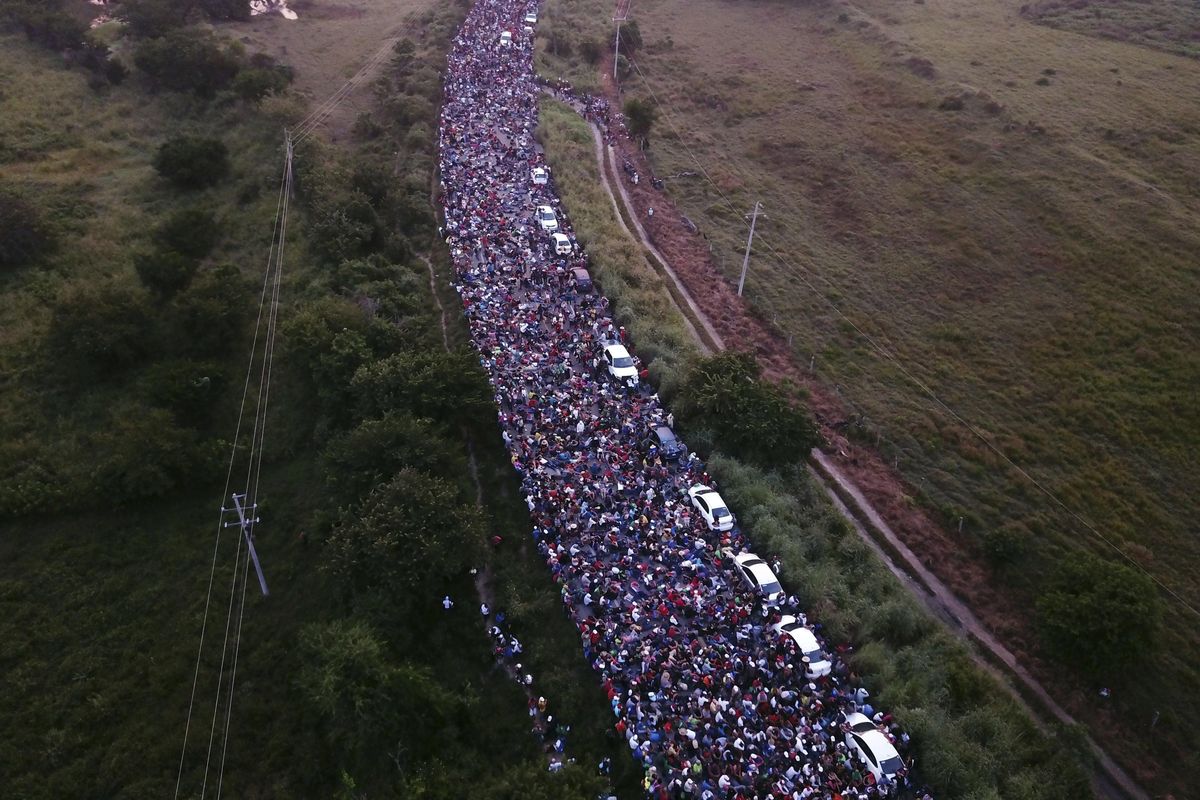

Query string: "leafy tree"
[[578, 39, 603, 65], [322, 413, 462, 501], [677, 351, 818, 467], [90, 404, 209, 503], [324, 469, 486, 610], [401, 760, 607, 799], [48, 282, 155, 373], [134, 249, 199, 298], [297, 619, 456, 779], [623, 97, 657, 142], [153, 136, 230, 189], [135, 359, 224, 428], [1036, 554, 1161, 675], [351, 349, 493, 426], [232, 65, 292, 101], [9, 6, 87, 50], [119, 0, 185, 38], [308, 194, 381, 266], [155, 206, 220, 259], [168, 264, 250, 358], [618, 18, 643, 56], [0, 185, 56, 269], [280, 303, 377, 429], [133, 29, 242, 97]]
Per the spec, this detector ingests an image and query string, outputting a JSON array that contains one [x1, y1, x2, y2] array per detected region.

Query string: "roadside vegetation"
[[0, 1, 630, 797], [537, 97, 1092, 799], [536, 0, 1200, 793]]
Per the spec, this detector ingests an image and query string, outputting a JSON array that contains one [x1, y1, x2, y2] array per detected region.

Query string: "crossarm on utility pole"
[[225, 493, 270, 597]]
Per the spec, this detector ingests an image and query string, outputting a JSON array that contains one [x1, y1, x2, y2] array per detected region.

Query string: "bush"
[[119, 0, 185, 38], [623, 97, 657, 140], [677, 351, 819, 468], [47, 283, 155, 373], [90, 404, 210, 504], [155, 206, 220, 259], [133, 29, 242, 97], [232, 65, 293, 101], [0, 185, 56, 269], [578, 39, 603, 65], [1036, 554, 1161, 675], [134, 249, 199, 298], [351, 350, 493, 427], [135, 359, 225, 428], [168, 264, 250, 358], [322, 413, 462, 502], [154, 136, 230, 189]]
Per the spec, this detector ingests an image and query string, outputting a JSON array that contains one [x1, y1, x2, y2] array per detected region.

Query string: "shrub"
[[155, 206, 220, 259], [154, 136, 230, 189], [350, 350, 493, 426], [1036, 554, 1161, 675], [232, 65, 292, 101], [134, 249, 199, 298], [983, 527, 1027, 567], [119, 0, 185, 38], [322, 413, 462, 501], [47, 283, 155, 373], [624, 98, 657, 141], [0, 186, 56, 269], [677, 351, 819, 468], [90, 404, 210, 504], [133, 29, 242, 97], [135, 359, 225, 428], [168, 264, 250, 358], [578, 39, 603, 65]]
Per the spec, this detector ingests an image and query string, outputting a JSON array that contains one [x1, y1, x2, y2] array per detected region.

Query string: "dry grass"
[[218, 0, 439, 135], [539, 0, 1200, 793]]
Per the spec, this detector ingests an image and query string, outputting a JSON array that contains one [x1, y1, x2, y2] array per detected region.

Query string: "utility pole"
[[737, 200, 763, 297], [613, 0, 630, 80], [224, 493, 269, 597]]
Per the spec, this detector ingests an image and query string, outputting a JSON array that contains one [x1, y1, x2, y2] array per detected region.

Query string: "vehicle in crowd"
[[688, 484, 735, 532], [524, 11, 537, 24], [536, 204, 559, 231], [844, 712, 906, 782], [651, 425, 686, 461], [551, 232, 572, 255], [531, 166, 548, 185], [499, 30, 512, 47], [731, 551, 784, 603], [772, 615, 832, 678], [572, 267, 593, 292], [601, 343, 639, 383]]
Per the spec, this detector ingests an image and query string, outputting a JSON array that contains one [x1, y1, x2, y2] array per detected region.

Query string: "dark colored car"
[[572, 267, 593, 292], [652, 425, 685, 460]]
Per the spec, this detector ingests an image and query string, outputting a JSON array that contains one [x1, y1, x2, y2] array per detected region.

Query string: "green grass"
[[536, 0, 1200, 793]]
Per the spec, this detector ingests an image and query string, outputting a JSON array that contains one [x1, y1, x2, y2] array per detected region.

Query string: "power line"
[[625, 57, 1200, 619]]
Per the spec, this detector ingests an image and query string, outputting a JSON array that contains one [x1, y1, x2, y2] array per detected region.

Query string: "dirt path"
[[555, 99, 1147, 800]]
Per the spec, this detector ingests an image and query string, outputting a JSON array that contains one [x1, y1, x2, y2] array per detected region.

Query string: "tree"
[[324, 469, 486, 610], [0, 186, 56, 269], [136, 358, 224, 428], [153, 136, 230, 189], [197, 0, 251, 22], [678, 351, 818, 467], [133, 29, 242, 97], [48, 283, 155, 373], [168, 264, 250, 358], [232, 63, 292, 101], [1036, 554, 1161, 675], [623, 97, 657, 142], [297, 619, 456, 779], [119, 0, 185, 38], [350, 349, 493, 426], [90, 404, 209, 503], [134, 249, 199, 298], [155, 206, 221, 259], [322, 413, 462, 501]]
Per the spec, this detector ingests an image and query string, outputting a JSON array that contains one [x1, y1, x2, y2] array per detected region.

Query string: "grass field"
[[537, 0, 1200, 793], [222, 0, 439, 136]]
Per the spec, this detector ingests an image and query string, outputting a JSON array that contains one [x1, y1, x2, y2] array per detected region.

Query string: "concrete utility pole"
[[613, 0, 630, 80], [224, 493, 270, 597], [737, 200, 763, 297]]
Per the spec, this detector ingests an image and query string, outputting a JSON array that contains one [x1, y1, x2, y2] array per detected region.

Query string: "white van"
[[551, 232, 572, 255], [499, 30, 513, 47]]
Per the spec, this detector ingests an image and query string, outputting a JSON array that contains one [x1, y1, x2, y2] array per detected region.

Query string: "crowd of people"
[[436, 3, 928, 797]]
